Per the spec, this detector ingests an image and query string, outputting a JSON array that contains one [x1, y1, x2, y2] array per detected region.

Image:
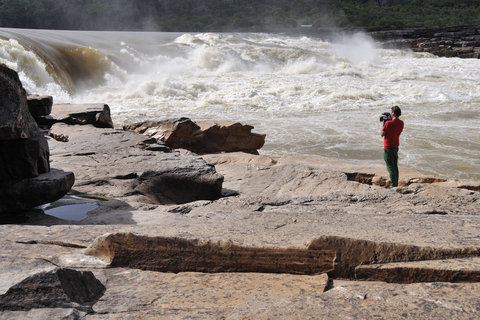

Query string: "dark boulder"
[[0, 64, 50, 180], [27, 94, 53, 118], [50, 103, 114, 128], [0, 168, 75, 214], [0, 268, 105, 312], [0, 64, 74, 215]]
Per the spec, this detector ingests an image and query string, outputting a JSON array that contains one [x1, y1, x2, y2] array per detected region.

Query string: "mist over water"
[[1, 28, 479, 181]]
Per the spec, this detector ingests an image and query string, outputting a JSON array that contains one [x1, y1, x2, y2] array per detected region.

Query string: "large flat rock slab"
[[48, 123, 223, 205], [89, 269, 329, 319], [2, 146, 480, 318]]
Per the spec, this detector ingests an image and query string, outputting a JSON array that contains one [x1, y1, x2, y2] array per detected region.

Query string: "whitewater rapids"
[[1, 28, 479, 181]]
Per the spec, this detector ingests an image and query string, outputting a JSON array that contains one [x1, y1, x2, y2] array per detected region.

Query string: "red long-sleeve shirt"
[[383, 118, 404, 149]]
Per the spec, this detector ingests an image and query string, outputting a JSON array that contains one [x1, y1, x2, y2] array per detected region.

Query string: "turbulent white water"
[[1, 28, 479, 181]]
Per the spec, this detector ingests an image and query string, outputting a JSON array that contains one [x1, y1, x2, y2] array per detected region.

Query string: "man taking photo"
[[381, 106, 404, 188]]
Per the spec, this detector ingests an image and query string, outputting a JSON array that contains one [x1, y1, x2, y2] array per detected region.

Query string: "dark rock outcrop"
[[0, 268, 105, 311], [26, 94, 53, 118], [38, 103, 114, 129], [0, 168, 75, 213], [0, 64, 50, 180], [124, 117, 266, 154], [0, 64, 74, 215], [371, 25, 480, 58]]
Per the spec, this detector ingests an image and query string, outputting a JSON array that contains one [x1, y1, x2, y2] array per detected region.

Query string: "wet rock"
[[26, 94, 53, 118], [50, 103, 114, 128], [0, 268, 105, 312], [124, 117, 266, 154]]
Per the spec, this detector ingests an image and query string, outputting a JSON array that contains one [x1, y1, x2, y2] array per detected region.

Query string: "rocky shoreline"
[[2, 64, 480, 319], [370, 25, 480, 58], [303, 25, 480, 58]]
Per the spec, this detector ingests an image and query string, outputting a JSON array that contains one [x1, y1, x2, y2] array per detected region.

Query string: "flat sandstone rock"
[[2, 122, 480, 318]]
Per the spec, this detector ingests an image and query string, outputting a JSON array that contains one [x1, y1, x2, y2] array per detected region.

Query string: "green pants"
[[384, 148, 399, 187]]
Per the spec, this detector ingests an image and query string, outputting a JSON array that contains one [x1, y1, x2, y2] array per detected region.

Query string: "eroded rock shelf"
[[2, 63, 480, 319]]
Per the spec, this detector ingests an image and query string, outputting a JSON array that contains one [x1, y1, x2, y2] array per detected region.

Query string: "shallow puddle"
[[44, 203, 98, 221]]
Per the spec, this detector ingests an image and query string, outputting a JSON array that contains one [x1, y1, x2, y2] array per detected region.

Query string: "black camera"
[[379, 112, 392, 123]]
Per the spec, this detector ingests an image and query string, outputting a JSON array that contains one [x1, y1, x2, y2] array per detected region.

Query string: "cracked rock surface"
[[1, 124, 480, 319]]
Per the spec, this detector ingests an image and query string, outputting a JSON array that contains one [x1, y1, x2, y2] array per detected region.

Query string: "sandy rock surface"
[[48, 123, 224, 205], [1, 123, 480, 319]]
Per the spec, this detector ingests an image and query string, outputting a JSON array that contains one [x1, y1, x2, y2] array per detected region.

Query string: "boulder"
[[26, 94, 53, 118], [0, 168, 75, 215], [0, 64, 50, 180], [0, 64, 74, 215], [124, 117, 265, 154]]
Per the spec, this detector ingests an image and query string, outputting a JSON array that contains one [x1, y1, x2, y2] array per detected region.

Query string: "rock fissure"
[[15, 240, 87, 249]]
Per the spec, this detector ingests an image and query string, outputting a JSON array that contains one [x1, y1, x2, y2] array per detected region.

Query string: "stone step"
[[355, 257, 480, 283]]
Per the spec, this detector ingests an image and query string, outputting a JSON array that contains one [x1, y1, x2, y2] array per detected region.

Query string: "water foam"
[[1, 29, 479, 181], [0, 38, 69, 99]]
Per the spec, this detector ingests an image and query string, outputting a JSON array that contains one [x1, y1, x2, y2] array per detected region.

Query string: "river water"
[[1, 28, 479, 181]]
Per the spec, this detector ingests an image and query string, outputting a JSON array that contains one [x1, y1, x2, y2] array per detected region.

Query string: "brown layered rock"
[[124, 117, 266, 154], [356, 257, 480, 284], [0, 268, 105, 312], [309, 236, 480, 279], [86, 232, 335, 275]]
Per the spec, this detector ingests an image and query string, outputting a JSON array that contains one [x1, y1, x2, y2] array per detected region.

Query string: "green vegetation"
[[0, 0, 479, 31]]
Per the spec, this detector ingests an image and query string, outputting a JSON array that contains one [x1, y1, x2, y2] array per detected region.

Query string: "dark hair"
[[391, 105, 401, 117]]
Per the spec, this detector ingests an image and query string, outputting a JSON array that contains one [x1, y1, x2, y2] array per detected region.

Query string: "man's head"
[[391, 105, 401, 118]]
